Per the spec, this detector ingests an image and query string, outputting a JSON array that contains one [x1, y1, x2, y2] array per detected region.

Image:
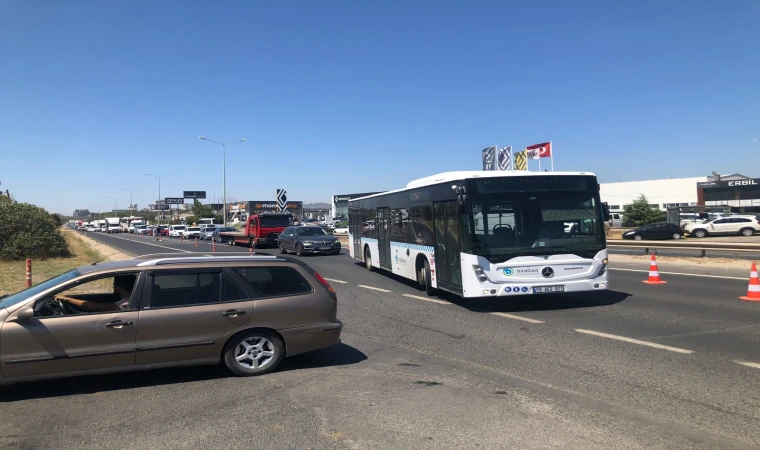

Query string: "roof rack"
[[136, 255, 282, 266]]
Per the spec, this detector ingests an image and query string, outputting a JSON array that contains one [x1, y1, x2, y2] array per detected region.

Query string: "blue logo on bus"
[[505, 287, 512, 293], [503, 268, 514, 276], [521, 287, 529, 293]]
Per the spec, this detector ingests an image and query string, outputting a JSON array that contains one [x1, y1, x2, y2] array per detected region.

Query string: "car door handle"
[[222, 309, 247, 317], [105, 320, 133, 328]]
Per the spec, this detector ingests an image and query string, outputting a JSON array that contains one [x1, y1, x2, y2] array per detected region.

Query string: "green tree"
[[0, 196, 71, 261], [622, 195, 666, 227], [189, 200, 221, 225]]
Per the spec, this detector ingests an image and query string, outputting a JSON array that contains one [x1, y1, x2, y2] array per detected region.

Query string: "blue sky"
[[1, 1, 758, 214]]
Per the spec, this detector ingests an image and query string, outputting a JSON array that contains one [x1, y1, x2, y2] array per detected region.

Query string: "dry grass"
[[0, 231, 105, 297]]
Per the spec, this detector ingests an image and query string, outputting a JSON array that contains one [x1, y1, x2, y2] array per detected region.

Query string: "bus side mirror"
[[601, 202, 612, 222]]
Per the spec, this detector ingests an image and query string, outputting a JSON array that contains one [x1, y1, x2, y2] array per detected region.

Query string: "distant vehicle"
[[183, 226, 202, 239], [608, 213, 623, 228], [622, 223, 684, 240], [85, 225, 97, 232], [120, 216, 144, 233], [333, 226, 349, 235], [684, 215, 760, 238], [105, 217, 121, 233], [151, 225, 169, 236], [198, 218, 221, 226], [127, 219, 144, 233], [211, 226, 236, 242], [134, 225, 148, 235], [168, 225, 186, 237], [278, 226, 342, 256], [200, 225, 218, 240], [219, 213, 292, 248]]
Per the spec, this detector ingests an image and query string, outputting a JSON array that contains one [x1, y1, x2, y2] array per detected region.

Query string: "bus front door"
[[433, 201, 462, 293], [377, 207, 391, 269], [350, 210, 362, 259]]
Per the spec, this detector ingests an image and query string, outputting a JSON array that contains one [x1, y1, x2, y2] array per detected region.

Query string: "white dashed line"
[[324, 278, 348, 284], [402, 294, 450, 305], [489, 312, 544, 324], [734, 361, 760, 370], [575, 329, 694, 354], [358, 285, 392, 293], [610, 268, 745, 280]]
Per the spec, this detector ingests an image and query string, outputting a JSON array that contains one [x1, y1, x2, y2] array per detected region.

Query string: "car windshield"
[[0, 269, 80, 310], [260, 216, 291, 227], [297, 227, 329, 236], [204, 227, 217, 231], [174, 226, 186, 230], [188, 227, 200, 231], [219, 227, 235, 232], [471, 191, 604, 260]]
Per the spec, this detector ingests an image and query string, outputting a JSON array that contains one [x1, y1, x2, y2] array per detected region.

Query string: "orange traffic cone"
[[195, 238, 198, 248], [212, 240, 216, 253], [249, 246, 253, 256], [180, 235, 183, 242], [643, 253, 667, 284], [739, 262, 760, 302]]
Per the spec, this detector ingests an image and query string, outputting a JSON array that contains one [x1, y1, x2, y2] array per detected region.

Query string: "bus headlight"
[[472, 265, 489, 283], [597, 259, 608, 277]]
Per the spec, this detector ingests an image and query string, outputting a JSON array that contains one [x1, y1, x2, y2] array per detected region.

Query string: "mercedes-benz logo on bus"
[[541, 267, 554, 278]]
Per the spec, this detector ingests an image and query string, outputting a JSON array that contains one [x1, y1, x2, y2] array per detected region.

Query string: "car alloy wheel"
[[296, 244, 304, 256], [741, 228, 755, 237], [224, 330, 284, 376], [672, 233, 681, 239], [694, 230, 707, 238], [634, 235, 643, 241]]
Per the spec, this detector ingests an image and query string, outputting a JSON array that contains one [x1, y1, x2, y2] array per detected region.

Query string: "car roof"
[[77, 253, 298, 275]]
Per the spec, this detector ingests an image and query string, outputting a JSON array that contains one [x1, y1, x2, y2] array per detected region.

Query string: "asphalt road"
[[3, 232, 759, 449]]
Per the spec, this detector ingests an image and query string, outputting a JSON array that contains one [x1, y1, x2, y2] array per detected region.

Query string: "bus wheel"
[[423, 259, 436, 296], [364, 247, 373, 271]]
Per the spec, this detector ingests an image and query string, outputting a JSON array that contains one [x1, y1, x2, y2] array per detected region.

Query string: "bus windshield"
[[470, 191, 604, 260]]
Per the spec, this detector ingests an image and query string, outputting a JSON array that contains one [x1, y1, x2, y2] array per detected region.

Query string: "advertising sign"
[[164, 197, 185, 205], [183, 191, 207, 199]]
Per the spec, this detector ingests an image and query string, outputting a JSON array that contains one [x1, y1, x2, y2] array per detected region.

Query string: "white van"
[[608, 213, 623, 228], [169, 225, 187, 237]]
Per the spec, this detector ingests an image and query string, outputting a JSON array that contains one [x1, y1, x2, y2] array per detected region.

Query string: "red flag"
[[526, 142, 551, 158]]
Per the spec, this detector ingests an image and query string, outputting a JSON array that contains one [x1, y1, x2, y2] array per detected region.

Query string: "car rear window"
[[232, 266, 313, 298]]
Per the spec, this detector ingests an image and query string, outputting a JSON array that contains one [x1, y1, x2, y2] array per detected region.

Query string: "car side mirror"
[[14, 306, 35, 321]]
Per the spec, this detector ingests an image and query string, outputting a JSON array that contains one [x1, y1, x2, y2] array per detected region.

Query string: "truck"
[[93, 219, 106, 231], [105, 217, 121, 233], [218, 213, 292, 248]]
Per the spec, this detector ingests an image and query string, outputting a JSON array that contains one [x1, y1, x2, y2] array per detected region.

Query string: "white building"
[[599, 177, 707, 212]]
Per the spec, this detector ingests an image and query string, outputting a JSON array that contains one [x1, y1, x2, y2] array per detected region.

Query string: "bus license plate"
[[533, 286, 565, 293]]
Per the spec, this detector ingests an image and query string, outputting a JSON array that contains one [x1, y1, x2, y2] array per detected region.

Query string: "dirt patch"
[[68, 231, 131, 261]]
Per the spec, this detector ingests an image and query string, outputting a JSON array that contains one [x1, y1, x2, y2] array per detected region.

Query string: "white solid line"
[[97, 234, 193, 253], [402, 293, 450, 304], [324, 278, 348, 284], [358, 284, 392, 293], [575, 329, 694, 354], [734, 361, 760, 370], [610, 268, 745, 280], [490, 312, 544, 324]]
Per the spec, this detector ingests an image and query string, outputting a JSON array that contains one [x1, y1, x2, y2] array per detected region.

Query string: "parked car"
[[333, 226, 349, 235], [684, 215, 760, 238], [85, 225, 97, 232], [608, 213, 623, 228], [622, 222, 684, 240], [278, 226, 342, 256], [200, 225, 218, 240], [134, 225, 151, 235], [212, 226, 237, 243], [0, 253, 342, 386], [183, 226, 202, 239], [169, 225, 187, 237]]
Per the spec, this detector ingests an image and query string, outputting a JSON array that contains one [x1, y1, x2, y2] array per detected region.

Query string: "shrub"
[[622, 195, 666, 227], [0, 196, 71, 261]]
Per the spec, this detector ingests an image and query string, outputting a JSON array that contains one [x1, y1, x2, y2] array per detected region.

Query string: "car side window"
[[222, 273, 248, 302], [713, 219, 726, 224], [232, 267, 313, 298], [736, 218, 751, 223], [149, 272, 221, 308]]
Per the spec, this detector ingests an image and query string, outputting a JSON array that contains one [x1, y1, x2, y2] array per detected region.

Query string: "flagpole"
[[550, 141, 554, 171], [510, 147, 514, 171], [538, 156, 541, 172]]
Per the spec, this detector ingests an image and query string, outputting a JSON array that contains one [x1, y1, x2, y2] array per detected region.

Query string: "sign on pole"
[[164, 197, 185, 205], [183, 191, 206, 199], [276, 189, 287, 212]]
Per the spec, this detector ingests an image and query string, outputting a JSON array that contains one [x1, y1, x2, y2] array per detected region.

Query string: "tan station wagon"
[[0, 253, 343, 385]]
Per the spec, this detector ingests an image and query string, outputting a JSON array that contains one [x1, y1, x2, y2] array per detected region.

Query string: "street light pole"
[[145, 174, 172, 224], [106, 196, 121, 214], [122, 187, 142, 214], [199, 136, 246, 225]]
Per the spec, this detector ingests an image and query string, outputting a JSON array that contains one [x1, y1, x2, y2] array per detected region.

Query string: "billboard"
[[183, 191, 207, 199], [164, 197, 185, 205]]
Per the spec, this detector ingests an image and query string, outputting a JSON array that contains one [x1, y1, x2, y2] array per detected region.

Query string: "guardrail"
[[607, 239, 760, 257]]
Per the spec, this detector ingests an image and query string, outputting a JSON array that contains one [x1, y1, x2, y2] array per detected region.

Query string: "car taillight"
[[313, 271, 337, 301]]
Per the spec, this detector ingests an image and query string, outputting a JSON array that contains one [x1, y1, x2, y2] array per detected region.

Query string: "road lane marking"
[[92, 234, 193, 253], [575, 329, 694, 354], [734, 361, 760, 370], [490, 312, 544, 324], [610, 268, 745, 280], [359, 285, 392, 293], [403, 294, 450, 305], [324, 278, 348, 284]]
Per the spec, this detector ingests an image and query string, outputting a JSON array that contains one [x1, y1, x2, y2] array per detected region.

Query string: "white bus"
[[348, 171, 611, 298]]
